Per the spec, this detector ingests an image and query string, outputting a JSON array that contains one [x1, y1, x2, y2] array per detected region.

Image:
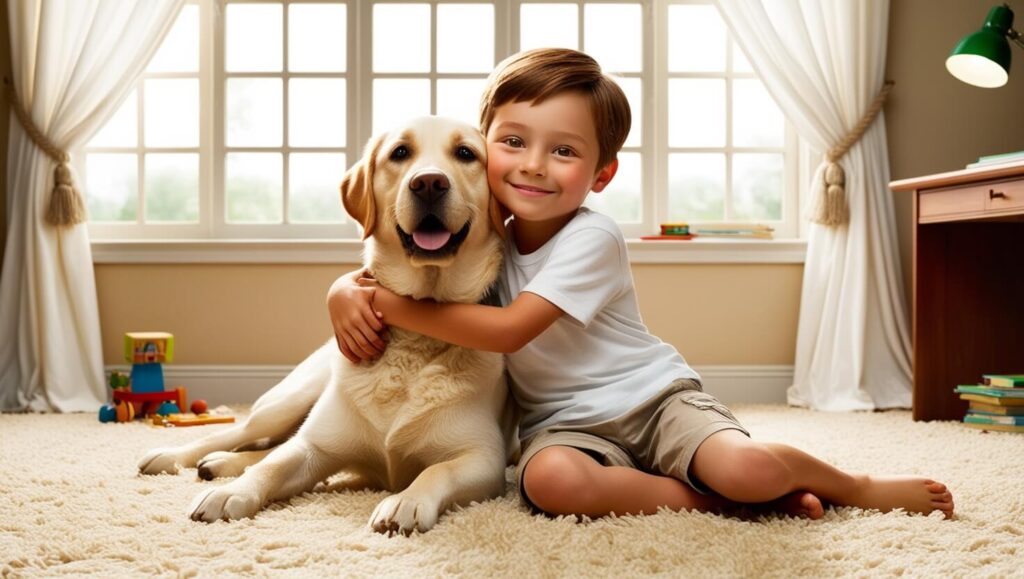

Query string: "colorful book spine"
[[964, 414, 1024, 426], [982, 374, 1024, 388], [955, 385, 1024, 398]]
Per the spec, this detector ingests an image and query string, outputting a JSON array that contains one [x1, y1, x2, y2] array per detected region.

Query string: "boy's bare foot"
[[764, 491, 825, 519], [849, 476, 954, 519]]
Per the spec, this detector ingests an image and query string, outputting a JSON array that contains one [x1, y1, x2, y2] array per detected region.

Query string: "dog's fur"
[[138, 117, 514, 535]]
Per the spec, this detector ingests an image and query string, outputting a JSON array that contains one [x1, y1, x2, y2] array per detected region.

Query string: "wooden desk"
[[891, 163, 1024, 421]]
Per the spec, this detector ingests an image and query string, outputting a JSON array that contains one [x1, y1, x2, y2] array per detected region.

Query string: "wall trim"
[[90, 239, 806, 265], [105, 364, 793, 407]]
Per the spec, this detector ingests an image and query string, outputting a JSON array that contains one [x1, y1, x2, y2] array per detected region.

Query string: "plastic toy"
[[190, 399, 208, 414], [98, 404, 117, 423], [99, 332, 189, 422], [156, 402, 181, 416]]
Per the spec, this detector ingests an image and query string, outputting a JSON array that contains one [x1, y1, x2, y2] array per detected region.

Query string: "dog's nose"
[[409, 170, 450, 202]]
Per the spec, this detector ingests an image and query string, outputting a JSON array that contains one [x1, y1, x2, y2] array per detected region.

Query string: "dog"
[[138, 116, 514, 535]]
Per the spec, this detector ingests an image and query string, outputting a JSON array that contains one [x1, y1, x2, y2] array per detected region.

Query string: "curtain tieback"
[[4, 78, 86, 227], [810, 80, 895, 227]]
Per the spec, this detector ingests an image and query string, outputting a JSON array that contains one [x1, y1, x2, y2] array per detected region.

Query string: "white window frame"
[[84, 0, 806, 263]]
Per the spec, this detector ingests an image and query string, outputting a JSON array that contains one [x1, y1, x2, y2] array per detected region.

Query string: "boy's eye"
[[455, 145, 477, 162], [503, 136, 524, 148], [390, 145, 410, 161], [554, 146, 575, 157]]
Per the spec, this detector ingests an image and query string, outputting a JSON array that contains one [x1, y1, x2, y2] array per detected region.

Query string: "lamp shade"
[[946, 4, 1014, 88]]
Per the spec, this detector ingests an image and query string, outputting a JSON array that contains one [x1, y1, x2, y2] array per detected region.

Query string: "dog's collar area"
[[396, 219, 471, 258]]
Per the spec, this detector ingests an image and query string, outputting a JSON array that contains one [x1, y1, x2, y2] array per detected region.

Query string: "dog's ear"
[[488, 195, 510, 239], [341, 134, 385, 240]]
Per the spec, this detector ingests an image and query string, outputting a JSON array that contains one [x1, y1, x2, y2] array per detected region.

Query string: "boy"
[[328, 48, 954, 520]]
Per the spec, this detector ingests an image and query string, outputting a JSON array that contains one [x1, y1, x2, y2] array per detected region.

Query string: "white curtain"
[[0, 0, 184, 412], [715, 0, 912, 411]]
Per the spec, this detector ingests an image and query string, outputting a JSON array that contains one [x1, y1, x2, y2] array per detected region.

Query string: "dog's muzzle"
[[397, 169, 471, 258]]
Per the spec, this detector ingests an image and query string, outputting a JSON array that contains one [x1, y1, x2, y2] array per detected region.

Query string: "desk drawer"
[[985, 179, 1024, 212], [918, 185, 986, 218]]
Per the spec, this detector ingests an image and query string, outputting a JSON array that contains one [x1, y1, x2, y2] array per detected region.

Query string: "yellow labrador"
[[138, 116, 513, 535]]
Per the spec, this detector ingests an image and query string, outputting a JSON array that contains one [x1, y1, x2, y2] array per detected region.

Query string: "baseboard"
[[104, 364, 793, 407]]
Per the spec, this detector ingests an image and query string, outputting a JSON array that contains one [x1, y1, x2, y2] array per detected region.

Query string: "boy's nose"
[[520, 152, 546, 176]]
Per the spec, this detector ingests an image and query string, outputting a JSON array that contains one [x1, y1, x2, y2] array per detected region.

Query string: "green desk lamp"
[[946, 3, 1024, 87]]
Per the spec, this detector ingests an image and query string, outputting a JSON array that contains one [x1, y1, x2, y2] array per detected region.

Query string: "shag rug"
[[1, 404, 1022, 578]]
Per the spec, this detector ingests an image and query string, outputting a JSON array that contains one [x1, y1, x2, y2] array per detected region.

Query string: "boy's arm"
[[370, 283, 563, 353], [327, 269, 388, 363]]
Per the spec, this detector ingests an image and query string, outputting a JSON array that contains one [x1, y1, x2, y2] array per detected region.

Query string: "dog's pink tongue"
[[413, 230, 451, 251]]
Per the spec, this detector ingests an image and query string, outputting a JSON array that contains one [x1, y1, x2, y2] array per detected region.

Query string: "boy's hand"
[[327, 269, 387, 363]]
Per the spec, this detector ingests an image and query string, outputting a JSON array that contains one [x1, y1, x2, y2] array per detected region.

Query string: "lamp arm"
[[1010, 28, 1024, 50]]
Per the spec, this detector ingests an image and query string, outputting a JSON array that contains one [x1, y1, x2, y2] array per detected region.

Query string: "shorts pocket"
[[677, 391, 740, 423]]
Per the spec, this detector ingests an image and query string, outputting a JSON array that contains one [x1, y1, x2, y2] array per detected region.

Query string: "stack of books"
[[954, 374, 1024, 433], [640, 223, 693, 241], [690, 223, 774, 240], [966, 150, 1024, 169]]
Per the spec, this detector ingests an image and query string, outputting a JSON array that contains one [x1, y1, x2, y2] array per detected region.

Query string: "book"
[[982, 374, 1024, 388], [965, 413, 1024, 426], [966, 150, 1024, 169], [955, 385, 1024, 398], [640, 234, 694, 241], [962, 421, 1024, 433], [694, 231, 774, 239], [969, 401, 1024, 415], [691, 223, 774, 232], [659, 223, 690, 235], [959, 393, 1024, 407]]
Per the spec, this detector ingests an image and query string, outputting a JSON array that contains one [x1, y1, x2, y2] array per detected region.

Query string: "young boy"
[[327, 48, 954, 520]]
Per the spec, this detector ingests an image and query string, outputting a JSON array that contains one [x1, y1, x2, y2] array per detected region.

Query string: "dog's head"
[[340, 116, 507, 301]]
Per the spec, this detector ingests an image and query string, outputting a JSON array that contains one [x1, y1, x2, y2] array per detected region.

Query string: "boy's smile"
[[485, 92, 617, 251]]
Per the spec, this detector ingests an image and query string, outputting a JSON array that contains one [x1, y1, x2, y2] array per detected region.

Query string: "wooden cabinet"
[[891, 163, 1024, 421]]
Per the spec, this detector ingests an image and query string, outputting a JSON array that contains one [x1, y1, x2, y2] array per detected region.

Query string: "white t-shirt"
[[498, 207, 701, 439]]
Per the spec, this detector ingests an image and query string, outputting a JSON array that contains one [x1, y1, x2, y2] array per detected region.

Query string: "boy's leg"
[[688, 430, 954, 518], [522, 445, 821, 519]]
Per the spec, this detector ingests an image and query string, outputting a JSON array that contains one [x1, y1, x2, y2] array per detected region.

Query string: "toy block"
[[124, 332, 175, 364]]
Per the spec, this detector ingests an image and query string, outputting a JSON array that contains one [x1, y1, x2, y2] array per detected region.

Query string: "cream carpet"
[[2, 405, 1022, 578]]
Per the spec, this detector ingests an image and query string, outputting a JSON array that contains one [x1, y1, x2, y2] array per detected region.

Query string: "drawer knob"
[[989, 189, 1006, 199]]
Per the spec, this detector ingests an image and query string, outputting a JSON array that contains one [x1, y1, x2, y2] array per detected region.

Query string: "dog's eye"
[[455, 146, 477, 162], [390, 145, 410, 161]]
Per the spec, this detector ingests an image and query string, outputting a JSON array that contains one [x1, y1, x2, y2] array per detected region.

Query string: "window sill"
[[90, 238, 807, 265]]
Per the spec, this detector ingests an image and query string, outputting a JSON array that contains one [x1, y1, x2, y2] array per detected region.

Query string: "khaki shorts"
[[515, 379, 748, 510]]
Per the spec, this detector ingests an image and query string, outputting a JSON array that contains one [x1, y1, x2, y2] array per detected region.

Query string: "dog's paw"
[[188, 482, 262, 522], [197, 451, 248, 480], [138, 447, 188, 475], [368, 493, 441, 536]]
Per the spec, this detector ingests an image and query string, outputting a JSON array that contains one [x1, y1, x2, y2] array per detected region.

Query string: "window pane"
[[669, 79, 724, 147], [668, 153, 724, 222], [144, 79, 198, 147], [668, 5, 725, 72], [732, 153, 783, 221], [617, 77, 641, 148], [227, 78, 283, 147], [437, 79, 487, 128], [584, 4, 641, 73], [147, 4, 199, 72], [520, 4, 578, 51], [85, 154, 137, 222], [289, 79, 346, 147], [226, 153, 283, 223], [733, 40, 753, 73], [145, 154, 198, 223], [89, 89, 137, 147], [373, 79, 431, 136], [226, 3, 282, 72], [584, 152, 640, 222], [438, 4, 493, 73], [289, 153, 347, 223], [289, 3, 346, 72], [374, 4, 430, 72], [733, 79, 783, 147]]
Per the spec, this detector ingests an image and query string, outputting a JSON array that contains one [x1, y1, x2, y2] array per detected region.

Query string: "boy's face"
[[485, 92, 617, 225]]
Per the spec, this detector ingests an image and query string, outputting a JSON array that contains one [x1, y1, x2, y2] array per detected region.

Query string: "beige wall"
[[5, 2, 1024, 368]]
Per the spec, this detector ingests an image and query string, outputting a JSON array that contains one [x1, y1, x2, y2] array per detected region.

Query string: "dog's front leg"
[[189, 436, 340, 522], [369, 451, 505, 536]]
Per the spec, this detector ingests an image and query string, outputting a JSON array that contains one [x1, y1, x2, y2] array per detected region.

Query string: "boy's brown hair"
[[479, 48, 631, 172]]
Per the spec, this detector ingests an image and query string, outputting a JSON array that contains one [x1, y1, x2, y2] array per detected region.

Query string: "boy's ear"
[[590, 158, 619, 193], [488, 194, 510, 239], [340, 133, 385, 240]]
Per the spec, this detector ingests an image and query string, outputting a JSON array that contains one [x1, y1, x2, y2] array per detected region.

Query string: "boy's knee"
[[522, 446, 595, 513], [726, 445, 792, 496]]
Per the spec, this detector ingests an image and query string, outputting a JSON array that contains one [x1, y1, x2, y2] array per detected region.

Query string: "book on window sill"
[[639, 234, 695, 241], [958, 393, 1024, 407], [966, 150, 1024, 169], [982, 374, 1024, 388], [962, 421, 1024, 433], [694, 232, 775, 240], [968, 401, 1024, 415]]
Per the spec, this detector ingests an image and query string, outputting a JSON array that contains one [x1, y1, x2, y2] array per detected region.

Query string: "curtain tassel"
[[809, 81, 894, 227]]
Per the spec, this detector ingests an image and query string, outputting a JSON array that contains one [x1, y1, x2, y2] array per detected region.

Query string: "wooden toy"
[[124, 332, 175, 364], [157, 413, 235, 427], [98, 404, 117, 423], [190, 399, 208, 414]]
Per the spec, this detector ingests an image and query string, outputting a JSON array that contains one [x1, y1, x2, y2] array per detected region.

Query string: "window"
[[81, 0, 798, 242]]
